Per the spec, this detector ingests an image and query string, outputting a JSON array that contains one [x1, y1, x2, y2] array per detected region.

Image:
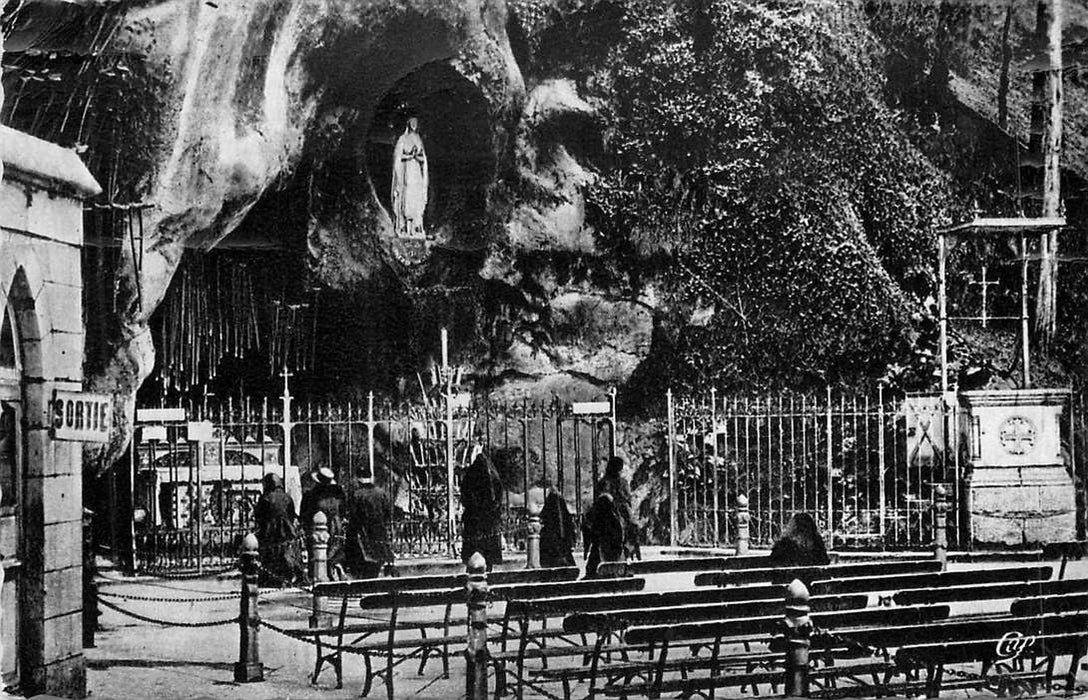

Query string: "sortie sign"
[[51, 390, 112, 443]]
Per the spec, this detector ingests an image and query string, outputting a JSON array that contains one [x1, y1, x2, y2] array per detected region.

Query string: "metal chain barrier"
[[97, 595, 239, 628], [98, 589, 241, 603]]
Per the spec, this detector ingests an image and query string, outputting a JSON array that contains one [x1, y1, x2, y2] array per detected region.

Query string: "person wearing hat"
[[344, 471, 394, 579], [300, 466, 347, 580]]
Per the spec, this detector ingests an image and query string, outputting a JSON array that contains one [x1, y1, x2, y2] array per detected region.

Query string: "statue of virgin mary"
[[391, 117, 428, 238]]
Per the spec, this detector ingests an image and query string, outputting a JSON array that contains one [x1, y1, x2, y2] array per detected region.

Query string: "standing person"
[[254, 473, 304, 586], [300, 467, 347, 579], [582, 493, 624, 579], [344, 473, 394, 579], [460, 448, 504, 571], [597, 456, 641, 562], [539, 485, 576, 568]]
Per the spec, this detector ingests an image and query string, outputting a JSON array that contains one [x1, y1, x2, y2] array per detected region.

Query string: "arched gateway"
[[0, 126, 100, 697]]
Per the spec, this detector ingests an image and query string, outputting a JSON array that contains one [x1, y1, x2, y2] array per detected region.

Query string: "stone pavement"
[[84, 554, 1088, 700]]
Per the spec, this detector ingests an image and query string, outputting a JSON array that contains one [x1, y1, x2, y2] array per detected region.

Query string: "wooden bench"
[[1043, 540, 1088, 579], [599, 604, 952, 699], [627, 554, 826, 575], [894, 576, 1088, 606], [693, 559, 942, 587], [290, 566, 581, 697], [894, 629, 1088, 697], [1011, 591, 1088, 616], [809, 565, 1053, 597]]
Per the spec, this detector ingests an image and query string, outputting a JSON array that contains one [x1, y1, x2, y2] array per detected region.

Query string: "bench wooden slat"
[[1011, 592, 1088, 616], [489, 576, 645, 601], [624, 604, 951, 646], [314, 565, 580, 597], [508, 581, 786, 617], [811, 565, 1053, 596], [894, 577, 1088, 606], [895, 630, 1088, 666], [602, 660, 897, 698], [694, 559, 940, 587], [563, 593, 868, 634], [628, 557, 730, 575], [815, 612, 1088, 651]]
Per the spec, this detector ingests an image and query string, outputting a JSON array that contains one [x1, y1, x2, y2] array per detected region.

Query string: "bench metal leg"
[[361, 651, 374, 697]]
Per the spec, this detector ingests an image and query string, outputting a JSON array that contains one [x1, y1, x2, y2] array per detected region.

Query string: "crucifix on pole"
[[968, 265, 1000, 328]]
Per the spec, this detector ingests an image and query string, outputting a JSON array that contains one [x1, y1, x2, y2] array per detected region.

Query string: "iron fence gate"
[[668, 388, 964, 550], [128, 386, 616, 572]]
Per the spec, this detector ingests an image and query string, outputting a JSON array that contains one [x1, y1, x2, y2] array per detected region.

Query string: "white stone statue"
[[391, 117, 428, 238]]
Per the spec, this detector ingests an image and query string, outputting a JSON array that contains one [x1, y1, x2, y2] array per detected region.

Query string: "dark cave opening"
[[364, 61, 494, 244]]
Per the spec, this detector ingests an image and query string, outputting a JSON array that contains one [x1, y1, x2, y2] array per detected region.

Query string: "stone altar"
[[960, 389, 1076, 546]]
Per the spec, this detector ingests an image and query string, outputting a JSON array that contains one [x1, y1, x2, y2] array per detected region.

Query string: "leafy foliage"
[[580, 0, 958, 393]]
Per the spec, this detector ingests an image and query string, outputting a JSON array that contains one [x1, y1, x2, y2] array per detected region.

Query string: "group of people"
[[256, 450, 644, 585], [458, 453, 641, 578], [254, 468, 393, 586]]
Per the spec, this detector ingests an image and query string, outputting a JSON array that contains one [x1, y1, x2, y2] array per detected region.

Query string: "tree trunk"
[[1031, 0, 1062, 350], [998, 1, 1014, 130]]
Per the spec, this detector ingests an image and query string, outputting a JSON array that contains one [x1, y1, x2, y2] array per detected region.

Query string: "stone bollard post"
[[310, 511, 330, 627], [734, 495, 750, 555], [464, 552, 490, 700], [526, 500, 542, 569], [234, 533, 264, 683], [784, 578, 812, 698], [933, 485, 949, 571]]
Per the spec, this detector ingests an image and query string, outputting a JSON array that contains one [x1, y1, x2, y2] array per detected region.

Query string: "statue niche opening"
[[366, 63, 493, 243]]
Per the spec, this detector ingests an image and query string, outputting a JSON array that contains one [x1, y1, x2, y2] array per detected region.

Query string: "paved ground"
[[84, 553, 1088, 700]]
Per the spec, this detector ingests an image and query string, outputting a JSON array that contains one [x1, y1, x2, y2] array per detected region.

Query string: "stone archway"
[[0, 266, 45, 693]]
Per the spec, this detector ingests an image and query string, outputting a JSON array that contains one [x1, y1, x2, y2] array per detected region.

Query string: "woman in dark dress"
[[769, 513, 830, 567], [460, 451, 505, 571], [582, 493, 625, 579], [254, 473, 304, 586], [539, 487, 576, 568], [596, 456, 641, 562]]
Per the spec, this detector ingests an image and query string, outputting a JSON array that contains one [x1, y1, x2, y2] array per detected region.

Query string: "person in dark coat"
[[539, 486, 576, 568], [343, 475, 394, 579], [254, 473, 304, 586], [596, 456, 641, 562], [300, 467, 347, 579], [582, 493, 625, 579], [769, 513, 830, 567], [460, 449, 504, 571]]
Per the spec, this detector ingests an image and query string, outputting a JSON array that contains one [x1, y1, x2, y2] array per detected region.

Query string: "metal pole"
[[367, 391, 376, 481], [877, 384, 886, 542], [939, 232, 949, 396], [443, 328, 456, 558], [280, 367, 293, 489], [710, 388, 720, 546], [825, 386, 833, 539], [1021, 233, 1032, 388], [667, 388, 678, 548], [609, 387, 618, 459]]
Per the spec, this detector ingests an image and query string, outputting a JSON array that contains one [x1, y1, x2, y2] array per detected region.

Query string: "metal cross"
[[968, 265, 1000, 327]]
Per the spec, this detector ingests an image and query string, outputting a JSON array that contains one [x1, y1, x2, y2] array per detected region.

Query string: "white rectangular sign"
[[136, 407, 187, 424], [571, 401, 611, 416], [51, 390, 111, 443]]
